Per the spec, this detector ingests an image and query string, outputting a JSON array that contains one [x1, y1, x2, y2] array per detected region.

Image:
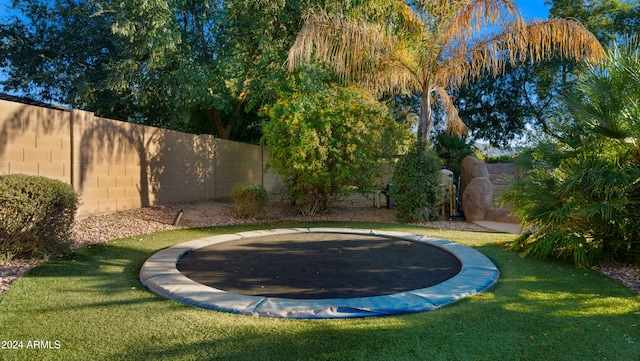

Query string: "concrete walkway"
[[473, 221, 522, 234]]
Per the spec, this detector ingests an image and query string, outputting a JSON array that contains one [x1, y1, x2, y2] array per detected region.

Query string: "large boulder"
[[461, 177, 493, 221], [460, 156, 489, 196]]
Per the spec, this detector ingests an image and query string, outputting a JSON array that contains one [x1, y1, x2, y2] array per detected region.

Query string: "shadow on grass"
[[106, 260, 639, 361], [105, 280, 639, 361], [13, 242, 165, 312]]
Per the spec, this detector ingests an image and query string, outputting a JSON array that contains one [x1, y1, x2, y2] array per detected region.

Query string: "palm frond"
[[434, 86, 468, 135], [288, 1, 605, 144], [287, 8, 420, 94], [522, 18, 605, 64], [465, 18, 605, 83], [354, 0, 423, 32], [445, 0, 519, 40], [562, 35, 640, 141]]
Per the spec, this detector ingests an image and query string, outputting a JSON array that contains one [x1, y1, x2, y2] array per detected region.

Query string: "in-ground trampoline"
[[140, 228, 499, 319]]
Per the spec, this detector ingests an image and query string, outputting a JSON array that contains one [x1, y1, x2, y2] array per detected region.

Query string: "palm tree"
[[287, 0, 605, 144], [501, 36, 640, 267]]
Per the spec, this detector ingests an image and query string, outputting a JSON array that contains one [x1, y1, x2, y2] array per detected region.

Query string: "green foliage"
[[0, 0, 330, 141], [391, 141, 443, 223], [0, 174, 78, 262], [501, 37, 640, 267], [487, 154, 517, 164], [262, 70, 407, 215], [232, 183, 268, 218], [549, 0, 640, 44], [433, 132, 473, 180], [289, 1, 604, 146], [0, 0, 123, 112], [454, 64, 538, 148]]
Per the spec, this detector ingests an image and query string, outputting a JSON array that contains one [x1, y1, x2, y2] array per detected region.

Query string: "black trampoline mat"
[[177, 233, 462, 299]]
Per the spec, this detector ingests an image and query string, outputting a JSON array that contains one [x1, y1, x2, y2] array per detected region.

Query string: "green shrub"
[[232, 184, 268, 218], [0, 174, 79, 262], [391, 141, 443, 223], [261, 69, 407, 215]]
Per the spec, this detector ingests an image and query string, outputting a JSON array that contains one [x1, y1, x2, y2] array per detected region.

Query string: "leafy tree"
[[501, 36, 640, 267], [454, 64, 536, 148], [106, 0, 191, 127], [192, 0, 319, 139], [454, 0, 640, 149], [453, 0, 640, 147], [287, 0, 605, 144], [0, 0, 127, 115], [261, 69, 408, 215], [530, 0, 640, 140], [0, 0, 215, 128], [0, 0, 334, 141], [549, 0, 640, 44]]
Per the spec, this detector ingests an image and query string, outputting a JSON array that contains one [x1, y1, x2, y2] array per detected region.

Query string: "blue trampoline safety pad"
[[139, 228, 499, 319]]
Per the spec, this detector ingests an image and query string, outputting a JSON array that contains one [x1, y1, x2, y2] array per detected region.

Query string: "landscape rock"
[[461, 177, 493, 221], [460, 156, 489, 195]]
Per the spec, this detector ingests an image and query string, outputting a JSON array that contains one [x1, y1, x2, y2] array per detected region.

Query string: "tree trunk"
[[208, 111, 234, 140], [207, 88, 248, 140], [419, 91, 432, 145]]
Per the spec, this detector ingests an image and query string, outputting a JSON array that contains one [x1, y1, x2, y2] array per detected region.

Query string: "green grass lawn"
[[1, 222, 639, 360]]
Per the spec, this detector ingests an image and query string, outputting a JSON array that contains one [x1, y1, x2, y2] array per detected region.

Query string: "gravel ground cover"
[[1, 194, 639, 295]]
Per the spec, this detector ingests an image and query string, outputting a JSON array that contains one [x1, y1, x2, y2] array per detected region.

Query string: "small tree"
[[262, 71, 406, 215], [391, 141, 443, 223]]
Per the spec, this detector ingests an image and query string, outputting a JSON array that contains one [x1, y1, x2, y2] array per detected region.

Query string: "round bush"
[[232, 184, 268, 218], [0, 174, 79, 262]]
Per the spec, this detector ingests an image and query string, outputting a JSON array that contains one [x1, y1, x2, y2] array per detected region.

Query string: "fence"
[[0, 98, 283, 218]]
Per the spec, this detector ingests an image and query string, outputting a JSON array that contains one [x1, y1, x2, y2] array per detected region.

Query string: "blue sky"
[[516, 0, 551, 20]]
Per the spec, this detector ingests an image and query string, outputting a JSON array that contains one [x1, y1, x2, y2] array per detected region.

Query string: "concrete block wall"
[[261, 147, 285, 195], [0, 98, 284, 218], [0, 100, 72, 183], [214, 138, 263, 200], [71, 110, 150, 215]]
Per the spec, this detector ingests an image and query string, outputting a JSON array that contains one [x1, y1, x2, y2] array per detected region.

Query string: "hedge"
[[0, 174, 78, 262]]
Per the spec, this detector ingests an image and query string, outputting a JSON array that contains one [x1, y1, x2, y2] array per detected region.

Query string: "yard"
[[1, 221, 639, 360]]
